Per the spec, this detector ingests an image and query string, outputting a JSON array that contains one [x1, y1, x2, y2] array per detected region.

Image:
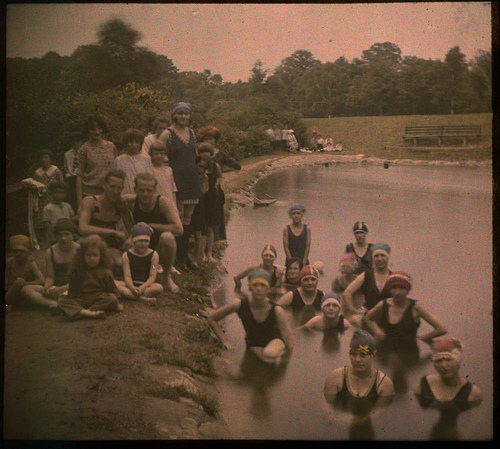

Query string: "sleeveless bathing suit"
[[338, 366, 385, 408], [418, 376, 472, 411], [291, 288, 324, 310], [167, 128, 200, 203], [361, 269, 392, 310], [345, 242, 373, 274], [237, 297, 281, 347], [379, 298, 420, 345], [127, 250, 155, 286], [287, 224, 309, 264], [133, 195, 166, 249], [89, 195, 122, 250], [51, 247, 72, 287]]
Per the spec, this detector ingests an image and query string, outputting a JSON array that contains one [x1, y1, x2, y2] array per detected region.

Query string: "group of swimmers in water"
[[207, 208, 483, 425]]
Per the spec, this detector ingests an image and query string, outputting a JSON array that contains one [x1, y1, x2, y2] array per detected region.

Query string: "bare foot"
[[208, 256, 217, 263], [116, 303, 124, 312], [140, 296, 157, 305], [171, 266, 181, 275], [80, 309, 107, 320], [164, 275, 179, 293]]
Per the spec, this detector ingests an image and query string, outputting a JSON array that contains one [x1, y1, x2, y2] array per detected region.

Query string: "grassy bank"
[[304, 113, 492, 161]]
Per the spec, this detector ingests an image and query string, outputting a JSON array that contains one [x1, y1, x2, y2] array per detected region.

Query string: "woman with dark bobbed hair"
[[76, 115, 117, 209], [197, 126, 241, 240]]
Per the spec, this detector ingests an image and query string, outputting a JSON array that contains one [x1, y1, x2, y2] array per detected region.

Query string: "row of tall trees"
[[6, 19, 491, 182], [255, 44, 492, 118]]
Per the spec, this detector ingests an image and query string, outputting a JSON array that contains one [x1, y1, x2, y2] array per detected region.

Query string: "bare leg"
[[157, 232, 179, 293], [139, 283, 163, 304], [250, 339, 286, 364], [183, 204, 196, 226], [78, 309, 107, 320], [205, 227, 216, 262], [20, 285, 58, 309], [193, 231, 204, 266], [115, 280, 139, 300]]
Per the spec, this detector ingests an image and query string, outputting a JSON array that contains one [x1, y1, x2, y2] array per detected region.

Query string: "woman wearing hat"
[[158, 102, 201, 267], [6, 235, 45, 309], [345, 221, 373, 275], [277, 265, 324, 310], [413, 338, 482, 411], [364, 271, 447, 350], [197, 126, 241, 241], [21, 219, 79, 310], [342, 242, 393, 318], [302, 293, 350, 332], [324, 329, 394, 407], [233, 244, 284, 295], [208, 268, 293, 364]]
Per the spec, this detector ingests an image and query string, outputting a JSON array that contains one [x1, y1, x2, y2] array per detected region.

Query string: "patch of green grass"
[[304, 113, 492, 161]]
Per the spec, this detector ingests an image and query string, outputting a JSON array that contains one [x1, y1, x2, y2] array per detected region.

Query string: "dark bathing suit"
[[127, 250, 154, 286], [132, 195, 166, 249], [418, 376, 472, 411], [361, 269, 392, 310], [89, 195, 122, 250], [51, 247, 72, 287], [237, 297, 281, 348], [345, 243, 373, 274], [291, 288, 324, 310], [287, 224, 309, 264], [338, 366, 385, 408], [378, 298, 420, 346]]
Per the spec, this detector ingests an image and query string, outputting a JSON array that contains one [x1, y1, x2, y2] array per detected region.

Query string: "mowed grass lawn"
[[303, 113, 492, 161]]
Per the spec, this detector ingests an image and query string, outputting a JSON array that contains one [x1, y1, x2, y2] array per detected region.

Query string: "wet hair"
[[104, 169, 126, 184], [134, 172, 158, 189], [149, 141, 168, 158], [39, 149, 53, 159], [71, 235, 112, 273], [49, 181, 68, 193], [68, 131, 84, 143], [122, 128, 144, 148], [286, 257, 304, 271], [83, 116, 108, 136], [197, 142, 215, 156]]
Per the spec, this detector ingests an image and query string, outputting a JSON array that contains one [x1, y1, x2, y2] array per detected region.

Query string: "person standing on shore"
[[158, 102, 201, 268]]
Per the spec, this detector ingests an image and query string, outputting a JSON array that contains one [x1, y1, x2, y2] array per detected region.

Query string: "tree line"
[[6, 18, 491, 182]]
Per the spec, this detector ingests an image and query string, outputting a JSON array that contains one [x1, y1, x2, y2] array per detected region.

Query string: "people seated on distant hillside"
[[76, 116, 118, 209], [286, 129, 299, 152]]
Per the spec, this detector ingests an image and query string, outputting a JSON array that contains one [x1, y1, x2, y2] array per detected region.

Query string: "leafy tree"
[[443, 46, 469, 114], [469, 50, 492, 112], [361, 42, 402, 69], [269, 50, 321, 94]]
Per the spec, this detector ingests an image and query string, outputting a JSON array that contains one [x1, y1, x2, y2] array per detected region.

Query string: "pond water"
[[213, 163, 492, 440]]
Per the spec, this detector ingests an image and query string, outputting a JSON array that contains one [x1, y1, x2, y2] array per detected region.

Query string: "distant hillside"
[[303, 113, 492, 161]]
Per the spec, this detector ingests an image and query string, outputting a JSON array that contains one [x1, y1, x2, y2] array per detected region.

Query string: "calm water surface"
[[213, 163, 492, 440]]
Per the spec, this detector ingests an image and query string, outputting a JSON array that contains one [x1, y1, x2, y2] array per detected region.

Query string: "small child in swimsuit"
[[5, 234, 45, 311], [115, 222, 163, 304], [283, 204, 311, 266]]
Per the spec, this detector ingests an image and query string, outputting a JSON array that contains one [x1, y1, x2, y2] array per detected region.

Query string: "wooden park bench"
[[403, 125, 482, 146]]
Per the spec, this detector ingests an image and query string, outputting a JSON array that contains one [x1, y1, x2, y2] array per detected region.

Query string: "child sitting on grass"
[[112, 128, 153, 194], [57, 235, 123, 320], [283, 204, 311, 266], [5, 235, 44, 311], [42, 181, 77, 244], [22, 218, 79, 311], [115, 222, 163, 305], [149, 142, 177, 204]]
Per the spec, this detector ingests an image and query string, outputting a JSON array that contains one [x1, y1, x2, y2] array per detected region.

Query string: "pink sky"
[[7, 3, 491, 82]]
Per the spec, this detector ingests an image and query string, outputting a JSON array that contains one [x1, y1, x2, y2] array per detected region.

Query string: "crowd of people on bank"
[[6, 102, 483, 435]]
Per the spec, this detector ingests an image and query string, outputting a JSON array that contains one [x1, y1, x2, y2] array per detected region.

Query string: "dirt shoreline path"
[[3, 151, 491, 441]]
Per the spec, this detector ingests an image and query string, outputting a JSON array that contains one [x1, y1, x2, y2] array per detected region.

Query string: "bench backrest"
[[405, 125, 481, 136]]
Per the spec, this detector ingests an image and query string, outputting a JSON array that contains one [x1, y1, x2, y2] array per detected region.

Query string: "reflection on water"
[[214, 164, 492, 440]]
